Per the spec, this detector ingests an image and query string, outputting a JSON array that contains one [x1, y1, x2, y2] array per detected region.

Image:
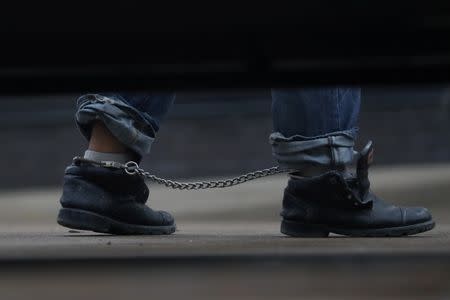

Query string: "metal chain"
[[73, 157, 291, 190]]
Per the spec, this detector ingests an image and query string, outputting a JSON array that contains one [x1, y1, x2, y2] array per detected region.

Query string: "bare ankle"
[[88, 121, 127, 153]]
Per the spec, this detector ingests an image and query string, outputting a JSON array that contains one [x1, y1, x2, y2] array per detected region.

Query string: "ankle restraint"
[[72, 141, 374, 192]]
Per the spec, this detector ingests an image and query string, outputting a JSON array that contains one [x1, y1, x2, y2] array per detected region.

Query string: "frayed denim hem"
[[270, 130, 357, 170], [75, 94, 156, 158]]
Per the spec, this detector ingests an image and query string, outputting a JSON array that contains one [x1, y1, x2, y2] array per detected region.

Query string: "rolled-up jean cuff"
[[269, 129, 358, 170], [75, 94, 156, 158]]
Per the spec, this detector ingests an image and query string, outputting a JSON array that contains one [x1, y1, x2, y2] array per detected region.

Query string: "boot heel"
[[281, 220, 330, 237], [57, 208, 112, 233]]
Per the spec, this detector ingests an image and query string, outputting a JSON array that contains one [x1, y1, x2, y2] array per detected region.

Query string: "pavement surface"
[[0, 164, 449, 300]]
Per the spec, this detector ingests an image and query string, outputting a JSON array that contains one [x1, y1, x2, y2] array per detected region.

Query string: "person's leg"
[[58, 93, 177, 235], [271, 88, 360, 175], [76, 93, 175, 161], [271, 88, 434, 237]]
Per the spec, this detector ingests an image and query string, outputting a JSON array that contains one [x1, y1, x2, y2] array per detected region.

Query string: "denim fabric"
[[75, 88, 361, 169], [270, 131, 356, 170], [270, 88, 361, 169], [75, 93, 175, 158], [271, 88, 360, 138]]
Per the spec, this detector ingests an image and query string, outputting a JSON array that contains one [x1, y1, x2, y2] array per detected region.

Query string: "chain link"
[[124, 161, 289, 190], [73, 157, 291, 190]]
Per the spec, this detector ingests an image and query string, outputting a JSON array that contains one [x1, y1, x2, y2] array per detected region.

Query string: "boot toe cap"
[[404, 207, 433, 225], [159, 211, 175, 226]]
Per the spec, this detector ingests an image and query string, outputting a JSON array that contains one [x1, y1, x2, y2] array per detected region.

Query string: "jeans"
[[76, 88, 361, 170]]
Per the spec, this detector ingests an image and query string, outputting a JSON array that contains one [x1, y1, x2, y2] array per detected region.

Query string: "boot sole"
[[281, 219, 435, 237], [57, 208, 176, 235]]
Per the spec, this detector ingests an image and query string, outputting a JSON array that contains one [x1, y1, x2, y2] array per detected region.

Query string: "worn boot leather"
[[57, 160, 176, 235], [281, 142, 435, 237]]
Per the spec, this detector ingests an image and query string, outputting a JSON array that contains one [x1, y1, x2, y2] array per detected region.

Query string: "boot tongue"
[[356, 141, 374, 204]]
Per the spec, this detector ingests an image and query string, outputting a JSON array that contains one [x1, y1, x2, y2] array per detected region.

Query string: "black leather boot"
[[280, 142, 435, 237], [57, 160, 176, 235]]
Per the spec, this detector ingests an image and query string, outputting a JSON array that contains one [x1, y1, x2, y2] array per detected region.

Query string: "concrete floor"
[[0, 223, 449, 300], [0, 164, 449, 300]]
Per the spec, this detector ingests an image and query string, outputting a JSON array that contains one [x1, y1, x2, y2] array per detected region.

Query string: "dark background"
[[0, 86, 449, 189]]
